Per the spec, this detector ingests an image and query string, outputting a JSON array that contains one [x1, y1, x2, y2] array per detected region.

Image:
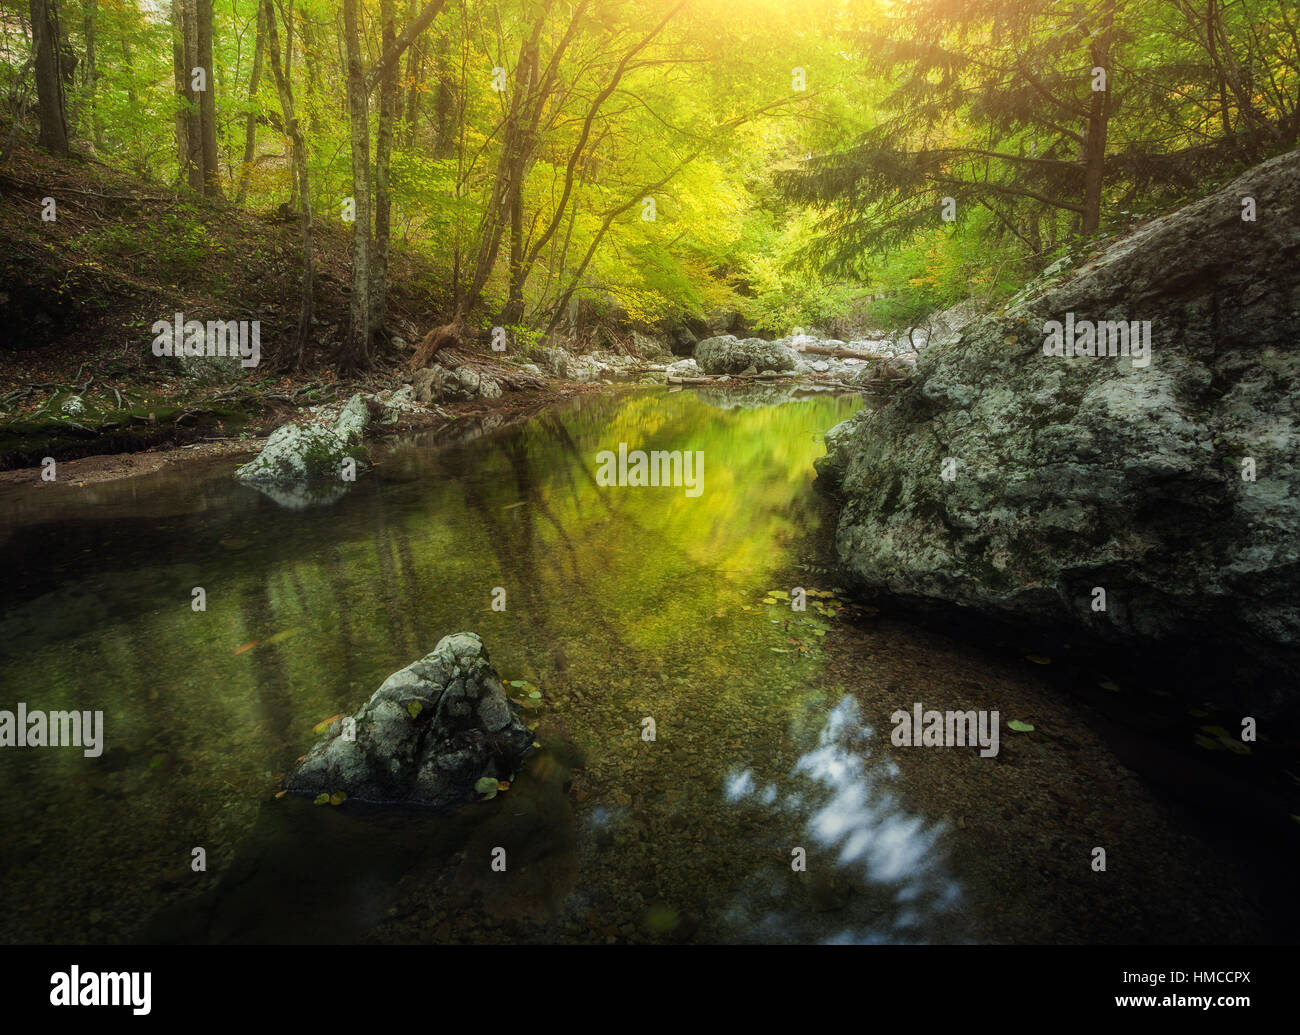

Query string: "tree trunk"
[[196, 0, 221, 197], [339, 0, 447, 369], [83, 0, 103, 148], [262, 0, 313, 371], [29, 0, 69, 154], [370, 0, 398, 339], [236, 1, 265, 206], [181, 1, 203, 190], [1080, 0, 1114, 236], [795, 344, 889, 361], [298, 1, 322, 134], [341, 0, 372, 371], [170, 1, 191, 184], [499, 36, 539, 328], [404, 0, 425, 147]]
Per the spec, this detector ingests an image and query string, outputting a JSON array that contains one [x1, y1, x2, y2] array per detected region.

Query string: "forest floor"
[[0, 138, 633, 483], [0, 377, 614, 487]]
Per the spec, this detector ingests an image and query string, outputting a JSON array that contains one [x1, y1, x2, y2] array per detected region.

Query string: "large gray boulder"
[[285, 633, 533, 806], [814, 414, 868, 487], [234, 422, 367, 483], [695, 334, 799, 375], [235, 392, 373, 484], [824, 149, 1300, 706]]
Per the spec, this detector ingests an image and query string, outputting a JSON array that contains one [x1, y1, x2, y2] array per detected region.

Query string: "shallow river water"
[[0, 387, 1279, 943]]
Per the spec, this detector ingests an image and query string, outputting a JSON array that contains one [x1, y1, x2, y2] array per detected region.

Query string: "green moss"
[[0, 402, 249, 469]]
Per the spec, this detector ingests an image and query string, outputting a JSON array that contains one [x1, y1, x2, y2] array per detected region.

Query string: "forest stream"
[[0, 387, 1281, 945]]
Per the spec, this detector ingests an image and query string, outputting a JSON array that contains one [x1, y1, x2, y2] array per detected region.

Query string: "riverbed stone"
[[234, 422, 366, 483], [285, 632, 534, 806], [823, 149, 1300, 708], [694, 335, 799, 375]]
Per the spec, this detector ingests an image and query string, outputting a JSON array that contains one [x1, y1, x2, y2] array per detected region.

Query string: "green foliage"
[[8, 0, 1291, 349]]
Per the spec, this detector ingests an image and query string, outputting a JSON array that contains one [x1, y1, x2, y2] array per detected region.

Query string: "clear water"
[[0, 388, 1273, 943]]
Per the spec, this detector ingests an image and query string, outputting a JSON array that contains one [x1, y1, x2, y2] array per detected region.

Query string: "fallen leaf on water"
[[1198, 725, 1251, 755], [232, 641, 258, 655], [313, 793, 330, 805], [497, 781, 510, 791], [1008, 720, 1035, 732], [645, 904, 679, 934], [329, 791, 347, 806], [1024, 655, 1051, 665], [263, 628, 301, 646], [274, 790, 287, 799], [311, 714, 342, 735]]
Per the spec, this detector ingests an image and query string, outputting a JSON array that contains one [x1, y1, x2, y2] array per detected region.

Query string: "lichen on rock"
[[284, 632, 534, 807]]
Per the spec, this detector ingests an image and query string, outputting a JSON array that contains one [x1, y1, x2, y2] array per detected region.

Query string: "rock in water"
[[235, 392, 372, 484], [814, 414, 868, 489], [234, 423, 363, 482], [824, 149, 1300, 708], [694, 334, 799, 375], [285, 633, 534, 806]]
